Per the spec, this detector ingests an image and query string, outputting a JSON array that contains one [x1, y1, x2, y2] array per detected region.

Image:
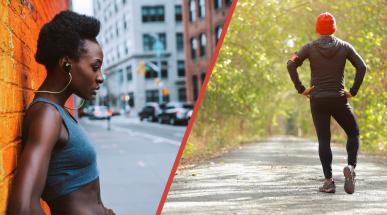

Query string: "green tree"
[[183, 0, 386, 162]]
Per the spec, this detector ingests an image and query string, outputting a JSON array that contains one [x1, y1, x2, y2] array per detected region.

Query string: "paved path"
[[80, 116, 185, 215], [163, 137, 387, 215]]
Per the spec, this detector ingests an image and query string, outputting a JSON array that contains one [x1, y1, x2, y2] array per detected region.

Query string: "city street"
[[79, 115, 186, 215]]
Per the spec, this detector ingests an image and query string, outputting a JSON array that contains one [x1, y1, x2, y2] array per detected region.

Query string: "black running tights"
[[310, 96, 360, 179]]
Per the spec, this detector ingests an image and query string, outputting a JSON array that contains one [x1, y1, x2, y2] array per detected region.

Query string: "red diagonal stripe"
[[155, 1, 239, 214]]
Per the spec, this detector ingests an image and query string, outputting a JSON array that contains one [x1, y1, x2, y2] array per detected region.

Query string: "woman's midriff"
[[46, 178, 110, 215]]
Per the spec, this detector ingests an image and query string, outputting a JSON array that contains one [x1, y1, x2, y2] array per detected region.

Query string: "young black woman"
[[7, 11, 115, 214]]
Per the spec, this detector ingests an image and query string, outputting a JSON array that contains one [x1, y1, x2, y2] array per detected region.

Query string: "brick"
[[0, 174, 13, 214], [0, 23, 12, 54], [0, 54, 15, 86], [8, 0, 23, 16], [0, 0, 9, 26], [8, 7, 30, 45], [0, 142, 20, 180], [0, 113, 22, 147], [13, 36, 34, 69]]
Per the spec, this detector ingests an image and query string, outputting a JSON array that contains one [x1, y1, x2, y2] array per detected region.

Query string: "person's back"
[[286, 12, 367, 194], [287, 12, 366, 99], [292, 35, 366, 98]]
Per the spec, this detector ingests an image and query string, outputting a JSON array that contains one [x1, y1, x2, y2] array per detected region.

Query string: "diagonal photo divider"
[[155, 1, 239, 214]]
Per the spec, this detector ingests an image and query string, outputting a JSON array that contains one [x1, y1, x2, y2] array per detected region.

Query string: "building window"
[[118, 69, 124, 84], [145, 61, 168, 79], [225, 0, 232, 6], [142, 6, 165, 22], [128, 92, 134, 107], [214, 0, 222, 9], [199, 33, 206, 57], [175, 5, 182, 22], [176, 33, 184, 52], [192, 75, 199, 100], [215, 25, 222, 44], [163, 94, 170, 103], [201, 72, 206, 85], [143, 35, 152, 51], [161, 61, 168, 79], [177, 60, 185, 77], [143, 33, 166, 52], [189, 0, 196, 22], [190, 37, 197, 59], [145, 90, 159, 102], [125, 45, 129, 55], [199, 0, 205, 18], [178, 88, 187, 102], [145, 64, 157, 79], [126, 66, 132, 81]]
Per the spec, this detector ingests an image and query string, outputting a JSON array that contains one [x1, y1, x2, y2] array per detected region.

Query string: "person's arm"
[[7, 104, 62, 215], [286, 44, 310, 94], [346, 43, 367, 96]]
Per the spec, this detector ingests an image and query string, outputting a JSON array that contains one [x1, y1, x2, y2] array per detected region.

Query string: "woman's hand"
[[344, 90, 353, 98], [302, 86, 315, 98]]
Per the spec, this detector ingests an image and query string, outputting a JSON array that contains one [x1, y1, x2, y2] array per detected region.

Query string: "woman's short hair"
[[35, 10, 100, 72]]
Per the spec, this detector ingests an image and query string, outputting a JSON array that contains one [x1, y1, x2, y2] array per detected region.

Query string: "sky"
[[71, 0, 93, 16]]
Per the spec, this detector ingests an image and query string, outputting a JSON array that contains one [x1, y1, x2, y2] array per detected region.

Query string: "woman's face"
[[71, 39, 104, 100]]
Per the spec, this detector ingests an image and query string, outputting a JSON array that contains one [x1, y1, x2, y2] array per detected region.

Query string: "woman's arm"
[[7, 103, 62, 215]]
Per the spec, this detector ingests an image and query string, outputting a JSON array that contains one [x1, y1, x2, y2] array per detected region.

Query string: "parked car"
[[157, 102, 194, 125], [109, 106, 121, 116], [138, 102, 166, 122], [187, 109, 193, 122], [88, 106, 111, 120], [78, 107, 89, 118]]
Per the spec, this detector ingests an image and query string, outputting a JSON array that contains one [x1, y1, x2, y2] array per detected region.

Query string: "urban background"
[[91, 0, 232, 118]]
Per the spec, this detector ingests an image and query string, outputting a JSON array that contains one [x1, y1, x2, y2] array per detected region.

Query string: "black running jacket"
[[287, 35, 367, 98]]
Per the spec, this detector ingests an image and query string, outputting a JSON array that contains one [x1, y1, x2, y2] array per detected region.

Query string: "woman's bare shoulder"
[[23, 102, 62, 144]]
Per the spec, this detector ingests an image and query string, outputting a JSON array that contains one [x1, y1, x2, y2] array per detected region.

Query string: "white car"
[[88, 106, 111, 120]]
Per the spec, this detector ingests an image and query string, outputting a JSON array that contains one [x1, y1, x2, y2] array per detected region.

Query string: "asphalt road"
[[80, 116, 186, 215], [162, 137, 387, 215]]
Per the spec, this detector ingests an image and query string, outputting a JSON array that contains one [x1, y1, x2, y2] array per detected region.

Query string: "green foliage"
[[185, 0, 386, 161]]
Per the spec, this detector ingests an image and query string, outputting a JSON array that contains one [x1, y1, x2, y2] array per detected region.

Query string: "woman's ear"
[[59, 56, 72, 73]]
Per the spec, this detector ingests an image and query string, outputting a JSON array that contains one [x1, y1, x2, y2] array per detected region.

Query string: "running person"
[[7, 11, 115, 214], [286, 12, 366, 194]]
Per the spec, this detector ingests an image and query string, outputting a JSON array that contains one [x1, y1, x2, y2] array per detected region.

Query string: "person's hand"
[[302, 86, 315, 98], [104, 207, 116, 215], [344, 90, 352, 98]]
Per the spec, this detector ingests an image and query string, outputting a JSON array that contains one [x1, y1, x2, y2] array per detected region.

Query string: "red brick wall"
[[183, 0, 231, 102], [0, 0, 69, 214]]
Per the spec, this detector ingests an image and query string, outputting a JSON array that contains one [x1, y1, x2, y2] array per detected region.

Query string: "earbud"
[[34, 63, 73, 94], [64, 63, 72, 73]]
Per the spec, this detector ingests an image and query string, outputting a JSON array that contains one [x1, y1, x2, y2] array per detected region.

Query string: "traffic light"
[[162, 87, 170, 96], [137, 62, 146, 76]]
